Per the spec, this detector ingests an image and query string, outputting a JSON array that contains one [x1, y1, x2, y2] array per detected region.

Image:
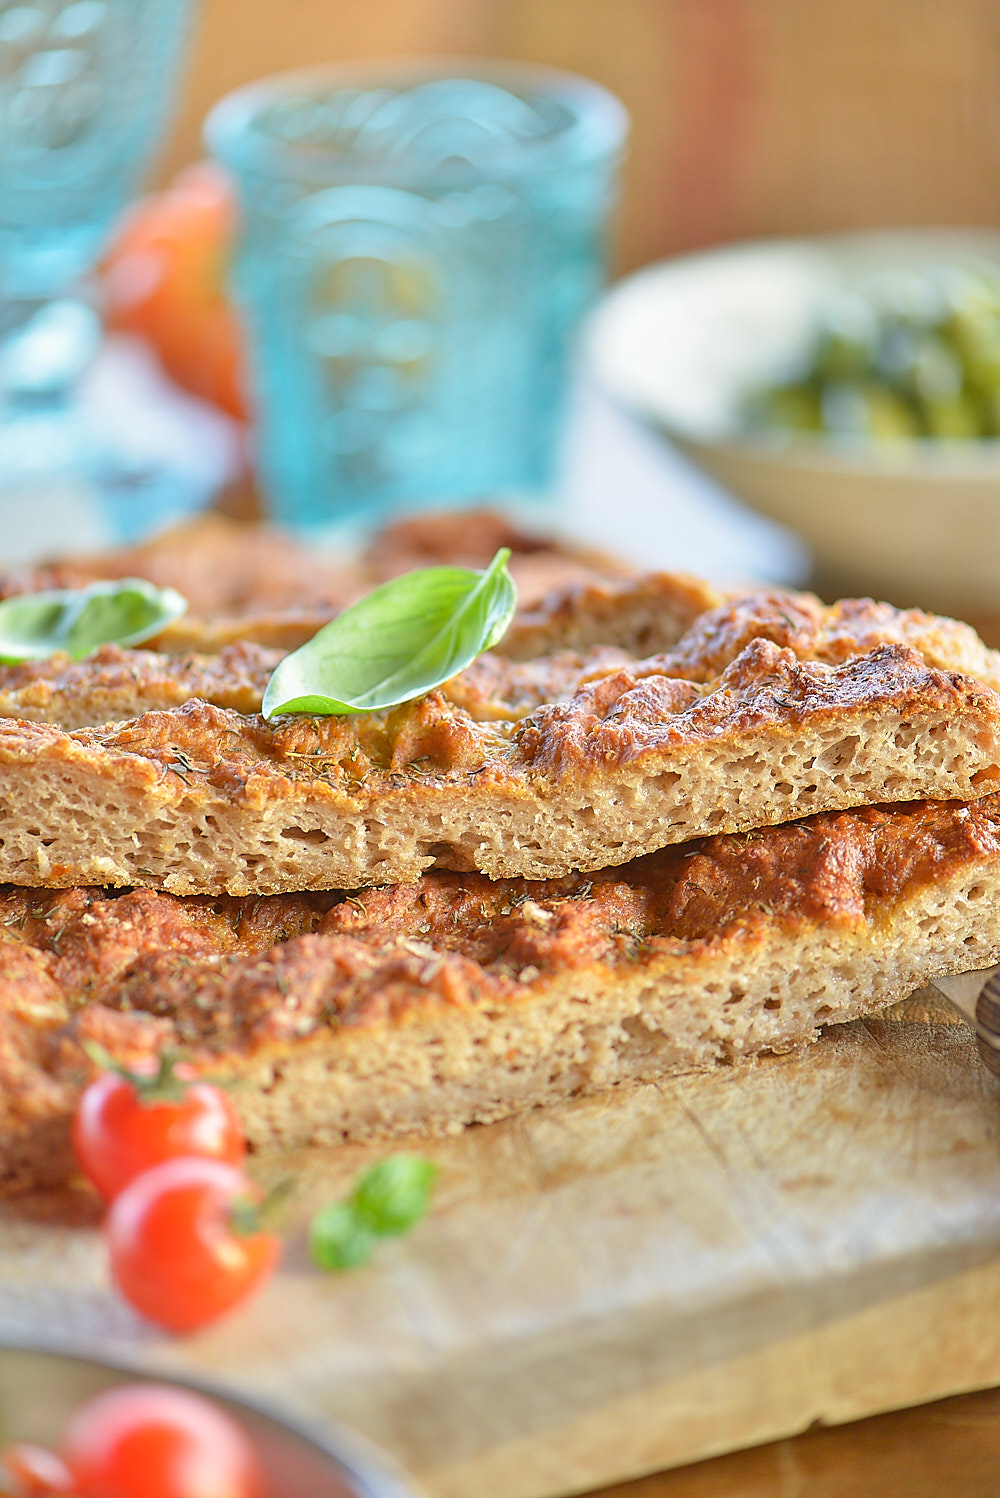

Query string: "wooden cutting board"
[[2, 991, 1000, 1498]]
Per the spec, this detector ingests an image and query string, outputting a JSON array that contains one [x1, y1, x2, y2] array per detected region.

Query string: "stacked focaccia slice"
[[2, 570, 1000, 894], [3, 512, 1000, 1193], [5, 793, 1000, 1193]]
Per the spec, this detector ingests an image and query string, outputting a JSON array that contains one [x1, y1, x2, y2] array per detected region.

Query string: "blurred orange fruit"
[[103, 162, 249, 421]]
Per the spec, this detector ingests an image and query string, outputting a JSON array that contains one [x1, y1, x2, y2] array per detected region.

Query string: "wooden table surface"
[[591, 1385, 1000, 1498]]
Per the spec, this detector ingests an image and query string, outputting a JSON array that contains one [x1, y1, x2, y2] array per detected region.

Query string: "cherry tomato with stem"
[[63, 1382, 264, 1498], [107, 1158, 281, 1333], [72, 1048, 245, 1203]]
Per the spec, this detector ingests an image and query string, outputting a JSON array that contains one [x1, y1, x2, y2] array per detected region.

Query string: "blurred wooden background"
[[161, 0, 1000, 272]]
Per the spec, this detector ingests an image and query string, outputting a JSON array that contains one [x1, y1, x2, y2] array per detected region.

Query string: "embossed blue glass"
[[0, 0, 195, 536], [206, 61, 628, 528]]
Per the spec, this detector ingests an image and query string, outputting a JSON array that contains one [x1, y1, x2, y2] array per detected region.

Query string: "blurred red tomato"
[[63, 1383, 264, 1498], [103, 162, 249, 420], [73, 1065, 245, 1203], [108, 1158, 280, 1333]]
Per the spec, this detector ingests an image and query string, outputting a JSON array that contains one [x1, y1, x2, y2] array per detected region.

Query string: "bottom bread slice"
[[4, 792, 1000, 1193]]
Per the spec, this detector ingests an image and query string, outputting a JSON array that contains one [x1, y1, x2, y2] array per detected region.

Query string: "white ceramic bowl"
[[586, 229, 1000, 616]]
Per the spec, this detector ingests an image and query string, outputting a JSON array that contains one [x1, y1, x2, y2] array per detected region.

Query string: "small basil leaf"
[[351, 1154, 439, 1237], [262, 547, 516, 718], [309, 1201, 376, 1272], [0, 578, 188, 663]]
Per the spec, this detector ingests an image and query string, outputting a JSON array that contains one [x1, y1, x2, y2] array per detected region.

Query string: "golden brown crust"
[[0, 514, 354, 618], [4, 792, 1000, 1192], [0, 510, 630, 655], [641, 588, 1000, 689], [0, 641, 283, 728], [1, 577, 1000, 892]]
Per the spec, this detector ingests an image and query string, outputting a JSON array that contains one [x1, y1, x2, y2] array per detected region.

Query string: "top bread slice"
[[1, 574, 1000, 894], [0, 509, 630, 654]]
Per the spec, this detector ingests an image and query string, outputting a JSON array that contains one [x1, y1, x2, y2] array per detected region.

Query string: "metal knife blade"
[[927, 966, 1000, 1076]]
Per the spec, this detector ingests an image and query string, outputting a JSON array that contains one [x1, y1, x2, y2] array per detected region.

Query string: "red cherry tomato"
[[72, 1066, 245, 1203], [107, 1159, 280, 1333], [0, 1442, 74, 1494], [63, 1383, 264, 1498], [103, 161, 248, 420]]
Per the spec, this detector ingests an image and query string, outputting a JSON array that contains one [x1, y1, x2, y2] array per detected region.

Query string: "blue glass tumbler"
[[206, 60, 628, 529], [0, 0, 195, 541]]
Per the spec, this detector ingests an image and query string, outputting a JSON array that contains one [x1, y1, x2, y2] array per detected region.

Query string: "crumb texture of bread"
[[1, 581, 1000, 892], [3, 793, 1000, 1193]]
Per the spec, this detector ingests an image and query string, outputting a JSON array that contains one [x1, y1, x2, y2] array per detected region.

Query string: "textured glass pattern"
[[207, 65, 627, 527], [0, 0, 192, 295]]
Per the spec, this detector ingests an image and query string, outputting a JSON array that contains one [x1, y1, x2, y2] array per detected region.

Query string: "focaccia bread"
[[0, 509, 630, 654], [4, 792, 1000, 1194], [0, 581, 1000, 893]]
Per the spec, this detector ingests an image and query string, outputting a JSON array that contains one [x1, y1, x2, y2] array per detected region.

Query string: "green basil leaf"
[[0, 578, 188, 663], [351, 1154, 439, 1238], [309, 1154, 439, 1273], [262, 547, 516, 718], [309, 1201, 376, 1272]]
